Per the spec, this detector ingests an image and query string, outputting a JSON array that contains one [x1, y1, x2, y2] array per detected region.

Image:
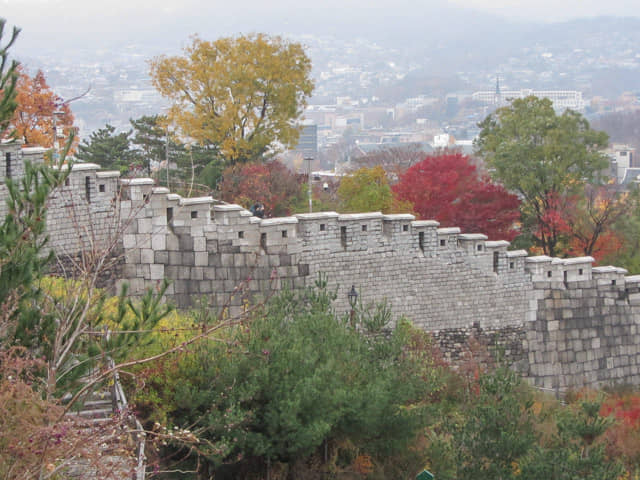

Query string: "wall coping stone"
[[121, 178, 154, 186], [625, 275, 640, 284], [506, 249, 529, 258], [96, 171, 120, 178], [213, 204, 244, 212], [54, 162, 101, 172], [526, 255, 553, 264], [338, 212, 383, 221], [296, 212, 340, 221], [459, 233, 488, 241], [167, 194, 181, 201], [412, 220, 440, 227], [382, 214, 416, 221], [486, 240, 511, 249], [180, 196, 213, 206], [562, 256, 595, 266], [152, 187, 170, 194], [21, 146, 46, 153], [261, 217, 299, 226], [437, 227, 461, 234], [593, 266, 628, 274]]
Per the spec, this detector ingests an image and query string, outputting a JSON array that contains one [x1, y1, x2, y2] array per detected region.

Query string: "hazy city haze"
[[2, 0, 639, 137]]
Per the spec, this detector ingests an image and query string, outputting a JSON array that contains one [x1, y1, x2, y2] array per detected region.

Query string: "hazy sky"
[[2, 0, 638, 55], [449, 0, 639, 20], [1, 0, 635, 22]]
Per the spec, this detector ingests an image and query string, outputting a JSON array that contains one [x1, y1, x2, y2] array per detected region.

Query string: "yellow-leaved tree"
[[149, 34, 314, 165], [338, 166, 415, 214]]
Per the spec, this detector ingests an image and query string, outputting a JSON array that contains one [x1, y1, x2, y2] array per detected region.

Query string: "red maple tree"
[[218, 161, 304, 217], [392, 152, 521, 240]]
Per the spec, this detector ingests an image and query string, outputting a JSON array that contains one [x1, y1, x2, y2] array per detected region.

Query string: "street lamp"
[[348, 285, 358, 327]]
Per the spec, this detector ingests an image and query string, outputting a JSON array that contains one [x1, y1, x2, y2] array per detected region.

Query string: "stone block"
[[150, 264, 164, 280], [152, 233, 166, 250], [155, 250, 169, 265], [194, 236, 206, 252], [166, 235, 180, 251], [138, 217, 152, 234], [123, 264, 138, 278], [140, 248, 154, 264], [169, 251, 182, 265], [179, 235, 194, 250], [191, 267, 204, 281], [208, 253, 222, 267], [204, 268, 217, 280], [123, 234, 136, 249], [182, 252, 195, 266], [125, 248, 140, 265], [195, 251, 209, 266], [136, 234, 151, 249], [221, 253, 234, 267], [152, 215, 167, 227], [178, 267, 191, 280]]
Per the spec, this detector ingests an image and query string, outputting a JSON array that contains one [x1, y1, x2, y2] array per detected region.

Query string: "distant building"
[[607, 144, 637, 183], [295, 123, 318, 158], [472, 88, 586, 112], [433, 134, 455, 148]]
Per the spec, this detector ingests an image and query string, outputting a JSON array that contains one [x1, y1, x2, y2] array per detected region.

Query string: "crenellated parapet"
[[6, 143, 640, 391]]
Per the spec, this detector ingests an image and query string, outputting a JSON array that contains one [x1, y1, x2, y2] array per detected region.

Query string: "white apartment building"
[[472, 89, 586, 112]]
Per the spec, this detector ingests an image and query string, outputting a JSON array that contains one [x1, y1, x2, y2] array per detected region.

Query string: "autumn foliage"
[[393, 152, 521, 240], [217, 160, 304, 217], [601, 393, 640, 470], [150, 34, 313, 164], [9, 67, 75, 149]]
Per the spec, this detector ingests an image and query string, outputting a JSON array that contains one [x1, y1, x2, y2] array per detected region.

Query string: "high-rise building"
[[295, 123, 318, 158]]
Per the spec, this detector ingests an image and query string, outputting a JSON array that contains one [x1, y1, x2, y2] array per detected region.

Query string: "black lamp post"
[[348, 285, 358, 327]]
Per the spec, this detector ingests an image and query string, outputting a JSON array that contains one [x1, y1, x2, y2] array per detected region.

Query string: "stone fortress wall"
[[3, 142, 640, 393]]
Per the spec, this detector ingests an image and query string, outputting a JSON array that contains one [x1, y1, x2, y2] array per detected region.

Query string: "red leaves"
[[602, 395, 640, 429], [393, 152, 521, 240], [218, 161, 303, 217]]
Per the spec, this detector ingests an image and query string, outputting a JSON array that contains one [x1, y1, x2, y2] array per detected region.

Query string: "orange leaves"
[[9, 67, 75, 150], [552, 185, 630, 260], [352, 454, 374, 475]]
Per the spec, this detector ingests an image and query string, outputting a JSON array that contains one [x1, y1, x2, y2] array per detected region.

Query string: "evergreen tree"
[[130, 115, 167, 175], [76, 124, 133, 173], [138, 279, 433, 478], [0, 18, 20, 136], [0, 159, 70, 354], [519, 400, 625, 480], [455, 367, 536, 480]]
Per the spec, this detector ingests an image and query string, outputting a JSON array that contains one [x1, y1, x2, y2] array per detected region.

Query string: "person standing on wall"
[[250, 202, 265, 218]]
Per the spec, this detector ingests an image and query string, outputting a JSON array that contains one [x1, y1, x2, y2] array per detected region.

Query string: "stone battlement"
[[3, 142, 640, 392]]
